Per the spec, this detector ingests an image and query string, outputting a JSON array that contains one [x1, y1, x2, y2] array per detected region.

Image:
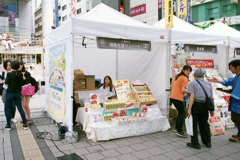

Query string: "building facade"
[[130, 0, 163, 25], [191, 0, 240, 30], [0, 0, 44, 81]]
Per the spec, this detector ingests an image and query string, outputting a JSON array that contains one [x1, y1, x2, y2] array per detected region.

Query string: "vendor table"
[[76, 108, 171, 142]]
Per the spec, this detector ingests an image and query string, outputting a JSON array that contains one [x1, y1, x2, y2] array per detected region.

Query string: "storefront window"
[[31, 54, 36, 63], [26, 54, 31, 63], [37, 54, 41, 64]]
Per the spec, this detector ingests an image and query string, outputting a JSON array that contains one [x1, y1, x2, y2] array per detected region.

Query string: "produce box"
[[86, 82, 95, 89], [74, 69, 86, 90], [86, 75, 95, 83]]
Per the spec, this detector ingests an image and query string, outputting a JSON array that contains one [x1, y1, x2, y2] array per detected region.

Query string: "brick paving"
[[0, 94, 240, 160]]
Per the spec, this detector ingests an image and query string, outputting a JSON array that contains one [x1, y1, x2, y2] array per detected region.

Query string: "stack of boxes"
[[86, 75, 95, 89], [74, 69, 96, 90], [74, 69, 86, 90]]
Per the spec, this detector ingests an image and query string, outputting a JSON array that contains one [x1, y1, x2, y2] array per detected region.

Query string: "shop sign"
[[158, 0, 162, 9], [177, 0, 187, 21], [97, 37, 151, 51], [186, 59, 214, 68], [191, 0, 216, 6], [55, 0, 59, 27], [194, 15, 240, 29], [130, 4, 146, 17], [184, 44, 217, 53], [165, 0, 174, 29], [186, 1, 191, 22]]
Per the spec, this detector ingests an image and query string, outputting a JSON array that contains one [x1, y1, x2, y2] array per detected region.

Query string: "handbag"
[[21, 85, 35, 96], [185, 115, 193, 136], [196, 80, 214, 111]]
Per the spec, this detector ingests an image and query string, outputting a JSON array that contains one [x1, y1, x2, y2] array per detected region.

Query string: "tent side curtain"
[[45, 20, 73, 45], [231, 37, 240, 48], [71, 18, 168, 42]]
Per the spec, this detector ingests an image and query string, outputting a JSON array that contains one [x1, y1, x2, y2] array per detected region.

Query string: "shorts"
[[22, 95, 32, 98]]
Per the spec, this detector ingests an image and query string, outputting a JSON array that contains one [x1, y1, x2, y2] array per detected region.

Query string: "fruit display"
[[104, 114, 112, 123], [139, 94, 156, 102], [112, 115, 148, 124], [134, 86, 149, 92], [112, 112, 118, 118], [104, 101, 126, 111]]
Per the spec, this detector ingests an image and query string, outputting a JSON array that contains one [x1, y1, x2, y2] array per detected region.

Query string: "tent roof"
[[205, 22, 240, 47], [46, 3, 169, 44], [205, 22, 240, 38], [153, 16, 227, 46]]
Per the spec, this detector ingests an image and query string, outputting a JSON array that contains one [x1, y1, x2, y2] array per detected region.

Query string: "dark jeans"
[[73, 98, 77, 124], [6, 93, 26, 126], [237, 123, 240, 137], [170, 98, 185, 132], [191, 101, 211, 145], [4, 101, 16, 119]]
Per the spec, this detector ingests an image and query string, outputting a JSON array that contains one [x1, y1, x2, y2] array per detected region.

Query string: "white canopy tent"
[[153, 16, 229, 77], [205, 22, 240, 68], [45, 3, 171, 133]]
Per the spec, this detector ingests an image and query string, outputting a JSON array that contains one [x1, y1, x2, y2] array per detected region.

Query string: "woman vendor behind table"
[[170, 65, 192, 138], [100, 76, 116, 99]]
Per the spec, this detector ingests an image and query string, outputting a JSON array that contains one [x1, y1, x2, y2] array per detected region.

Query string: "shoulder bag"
[[196, 80, 214, 111]]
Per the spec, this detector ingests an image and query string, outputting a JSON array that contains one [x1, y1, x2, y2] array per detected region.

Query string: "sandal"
[[229, 136, 240, 142]]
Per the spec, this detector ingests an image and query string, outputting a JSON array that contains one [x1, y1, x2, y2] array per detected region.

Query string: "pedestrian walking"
[[210, 59, 240, 142], [186, 68, 214, 149], [1, 60, 17, 123], [5, 61, 28, 130], [170, 65, 192, 138]]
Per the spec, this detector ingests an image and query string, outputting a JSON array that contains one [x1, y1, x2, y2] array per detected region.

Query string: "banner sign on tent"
[[48, 42, 66, 123], [97, 37, 151, 51], [186, 59, 214, 68], [184, 44, 217, 53], [177, 0, 187, 21], [165, 0, 174, 29]]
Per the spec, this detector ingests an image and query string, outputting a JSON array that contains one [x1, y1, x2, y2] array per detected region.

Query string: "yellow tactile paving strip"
[[15, 112, 45, 160]]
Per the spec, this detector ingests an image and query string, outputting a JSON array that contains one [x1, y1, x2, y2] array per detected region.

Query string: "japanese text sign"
[[130, 4, 146, 17], [186, 59, 214, 68], [165, 0, 174, 29], [177, 0, 187, 21]]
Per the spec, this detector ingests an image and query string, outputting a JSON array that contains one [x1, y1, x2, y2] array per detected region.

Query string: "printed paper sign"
[[186, 59, 214, 68]]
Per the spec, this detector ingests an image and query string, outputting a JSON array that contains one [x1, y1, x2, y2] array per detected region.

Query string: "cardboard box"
[[86, 82, 95, 89], [74, 69, 85, 79], [169, 107, 178, 119], [86, 76, 95, 83], [77, 78, 86, 89], [74, 92, 80, 104]]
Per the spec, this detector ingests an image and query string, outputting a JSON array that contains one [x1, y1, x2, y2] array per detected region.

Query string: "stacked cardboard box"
[[74, 69, 86, 90], [86, 75, 95, 89]]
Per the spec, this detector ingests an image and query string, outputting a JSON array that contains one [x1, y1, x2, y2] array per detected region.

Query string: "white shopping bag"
[[185, 115, 193, 136]]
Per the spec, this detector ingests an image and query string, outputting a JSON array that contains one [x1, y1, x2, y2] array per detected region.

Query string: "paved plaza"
[[0, 94, 239, 160]]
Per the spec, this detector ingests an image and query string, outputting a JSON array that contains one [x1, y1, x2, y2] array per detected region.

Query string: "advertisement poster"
[[186, 59, 214, 68], [217, 106, 235, 129], [177, 0, 187, 21], [0, 3, 16, 25], [165, 0, 174, 29], [48, 42, 66, 123], [113, 80, 133, 102]]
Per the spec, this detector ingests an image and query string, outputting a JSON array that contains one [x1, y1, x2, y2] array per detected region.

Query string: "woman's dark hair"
[[103, 76, 114, 91], [11, 61, 20, 70], [19, 62, 26, 72], [3, 60, 11, 70], [229, 59, 240, 69], [175, 65, 192, 81]]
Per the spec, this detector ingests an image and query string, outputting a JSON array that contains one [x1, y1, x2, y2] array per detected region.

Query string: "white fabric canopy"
[[153, 16, 227, 46], [45, 3, 170, 132]]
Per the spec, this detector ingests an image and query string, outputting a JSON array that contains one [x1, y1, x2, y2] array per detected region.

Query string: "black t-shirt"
[[5, 71, 28, 93]]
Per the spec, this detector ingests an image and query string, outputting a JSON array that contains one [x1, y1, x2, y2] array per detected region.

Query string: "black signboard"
[[184, 44, 217, 53], [97, 37, 151, 51], [234, 48, 240, 57]]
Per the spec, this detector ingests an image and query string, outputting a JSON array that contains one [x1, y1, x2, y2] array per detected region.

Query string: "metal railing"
[[0, 32, 43, 46]]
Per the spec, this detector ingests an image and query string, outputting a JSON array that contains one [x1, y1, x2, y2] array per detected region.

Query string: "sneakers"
[[175, 131, 187, 138], [173, 128, 177, 133], [27, 120, 32, 125], [5, 125, 11, 131], [23, 124, 28, 130], [187, 143, 201, 150], [11, 118, 18, 123]]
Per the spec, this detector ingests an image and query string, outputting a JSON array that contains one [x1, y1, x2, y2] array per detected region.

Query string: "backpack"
[[0, 71, 5, 95]]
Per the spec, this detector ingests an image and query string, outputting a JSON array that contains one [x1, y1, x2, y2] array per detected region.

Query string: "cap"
[[193, 68, 205, 77]]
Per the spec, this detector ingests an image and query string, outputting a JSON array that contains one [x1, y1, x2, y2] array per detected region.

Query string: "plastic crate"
[[126, 108, 139, 116]]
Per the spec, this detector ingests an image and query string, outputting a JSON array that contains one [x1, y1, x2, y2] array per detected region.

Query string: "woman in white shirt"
[[99, 76, 116, 99]]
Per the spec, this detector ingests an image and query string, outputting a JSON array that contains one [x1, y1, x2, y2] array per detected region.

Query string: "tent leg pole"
[[116, 49, 118, 80]]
